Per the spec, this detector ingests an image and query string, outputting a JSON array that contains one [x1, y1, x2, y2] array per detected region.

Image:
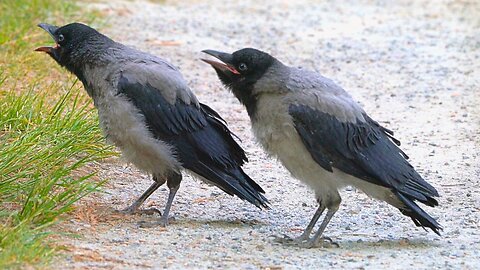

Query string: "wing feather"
[[116, 65, 267, 208], [289, 104, 440, 233]]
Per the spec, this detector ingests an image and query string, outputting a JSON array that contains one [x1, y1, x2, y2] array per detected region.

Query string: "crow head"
[[35, 22, 113, 79], [202, 48, 274, 87], [202, 48, 275, 116]]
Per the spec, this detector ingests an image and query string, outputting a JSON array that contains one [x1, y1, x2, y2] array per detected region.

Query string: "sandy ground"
[[59, 0, 479, 269]]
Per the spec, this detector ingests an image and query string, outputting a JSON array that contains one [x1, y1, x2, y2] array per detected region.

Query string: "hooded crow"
[[35, 23, 268, 227], [202, 48, 441, 247]]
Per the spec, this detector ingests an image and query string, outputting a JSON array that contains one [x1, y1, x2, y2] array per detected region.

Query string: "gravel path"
[[61, 0, 479, 269]]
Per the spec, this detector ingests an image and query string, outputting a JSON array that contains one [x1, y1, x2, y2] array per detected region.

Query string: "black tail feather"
[[238, 168, 265, 194], [395, 191, 442, 235], [193, 162, 269, 209]]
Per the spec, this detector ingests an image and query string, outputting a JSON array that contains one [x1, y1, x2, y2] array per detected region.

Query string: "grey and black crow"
[[35, 23, 268, 227], [202, 48, 441, 247]]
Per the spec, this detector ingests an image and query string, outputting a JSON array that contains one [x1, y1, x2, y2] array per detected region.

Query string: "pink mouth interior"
[[202, 58, 240, 74]]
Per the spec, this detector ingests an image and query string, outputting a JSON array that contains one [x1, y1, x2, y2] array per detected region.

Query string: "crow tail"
[[193, 162, 269, 209], [395, 191, 442, 235]]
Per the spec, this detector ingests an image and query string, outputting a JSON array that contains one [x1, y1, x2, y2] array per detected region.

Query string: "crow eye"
[[238, 63, 247, 71], [58, 34, 65, 42]]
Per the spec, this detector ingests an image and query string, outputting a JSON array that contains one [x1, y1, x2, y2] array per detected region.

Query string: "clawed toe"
[[273, 234, 295, 244], [137, 216, 175, 228], [115, 207, 134, 215], [139, 207, 162, 216], [274, 234, 339, 248], [321, 236, 335, 243], [300, 237, 339, 249], [116, 207, 162, 216], [273, 234, 311, 245], [138, 220, 161, 228]]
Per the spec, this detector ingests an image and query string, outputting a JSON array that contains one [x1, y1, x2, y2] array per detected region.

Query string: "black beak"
[[201, 50, 240, 75], [38, 23, 59, 37], [35, 23, 60, 54]]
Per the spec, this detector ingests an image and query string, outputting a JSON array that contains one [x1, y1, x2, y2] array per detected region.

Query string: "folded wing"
[[117, 63, 268, 208], [289, 103, 441, 234]]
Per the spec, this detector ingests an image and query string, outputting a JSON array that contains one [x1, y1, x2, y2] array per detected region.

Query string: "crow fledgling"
[[35, 23, 268, 227], [202, 48, 441, 247]]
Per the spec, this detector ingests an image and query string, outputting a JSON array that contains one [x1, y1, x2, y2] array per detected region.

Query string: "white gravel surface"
[[61, 0, 479, 269]]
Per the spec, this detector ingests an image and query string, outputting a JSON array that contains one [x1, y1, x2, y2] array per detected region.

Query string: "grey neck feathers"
[[63, 37, 117, 87]]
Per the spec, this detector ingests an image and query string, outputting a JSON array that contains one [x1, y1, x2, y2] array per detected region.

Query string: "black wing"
[[117, 75, 268, 208], [289, 104, 441, 234]]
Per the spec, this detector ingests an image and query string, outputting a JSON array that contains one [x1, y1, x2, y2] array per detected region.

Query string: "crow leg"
[[274, 203, 325, 244], [302, 197, 341, 248], [118, 176, 165, 215], [297, 203, 326, 241], [158, 171, 182, 227], [139, 171, 182, 228]]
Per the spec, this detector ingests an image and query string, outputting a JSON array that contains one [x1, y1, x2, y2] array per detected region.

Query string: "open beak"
[[201, 50, 240, 75], [35, 23, 60, 54]]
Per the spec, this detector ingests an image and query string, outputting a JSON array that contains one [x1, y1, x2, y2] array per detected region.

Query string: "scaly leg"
[[275, 203, 325, 244], [302, 202, 340, 248], [139, 171, 182, 228], [296, 203, 326, 241], [158, 172, 182, 226], [117, 176, 165, 215]]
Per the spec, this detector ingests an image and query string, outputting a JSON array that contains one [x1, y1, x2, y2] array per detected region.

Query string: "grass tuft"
[[0, 0, 113, 268], [0, 78, 114, 268]]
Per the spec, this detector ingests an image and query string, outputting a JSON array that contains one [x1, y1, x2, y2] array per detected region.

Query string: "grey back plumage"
[[120, 60, 199, 106], [79, 42, 195, 102], [254, 63, 367, 123]]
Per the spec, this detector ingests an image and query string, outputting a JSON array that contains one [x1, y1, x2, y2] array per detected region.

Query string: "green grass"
[[0, 82, 113, 268], [1, 0, 75, 46], [0, 0, 113, 268]]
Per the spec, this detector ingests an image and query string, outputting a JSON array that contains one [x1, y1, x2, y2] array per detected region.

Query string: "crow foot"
[[137, 216, 176, 228], [115, 206, 162, 216]]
